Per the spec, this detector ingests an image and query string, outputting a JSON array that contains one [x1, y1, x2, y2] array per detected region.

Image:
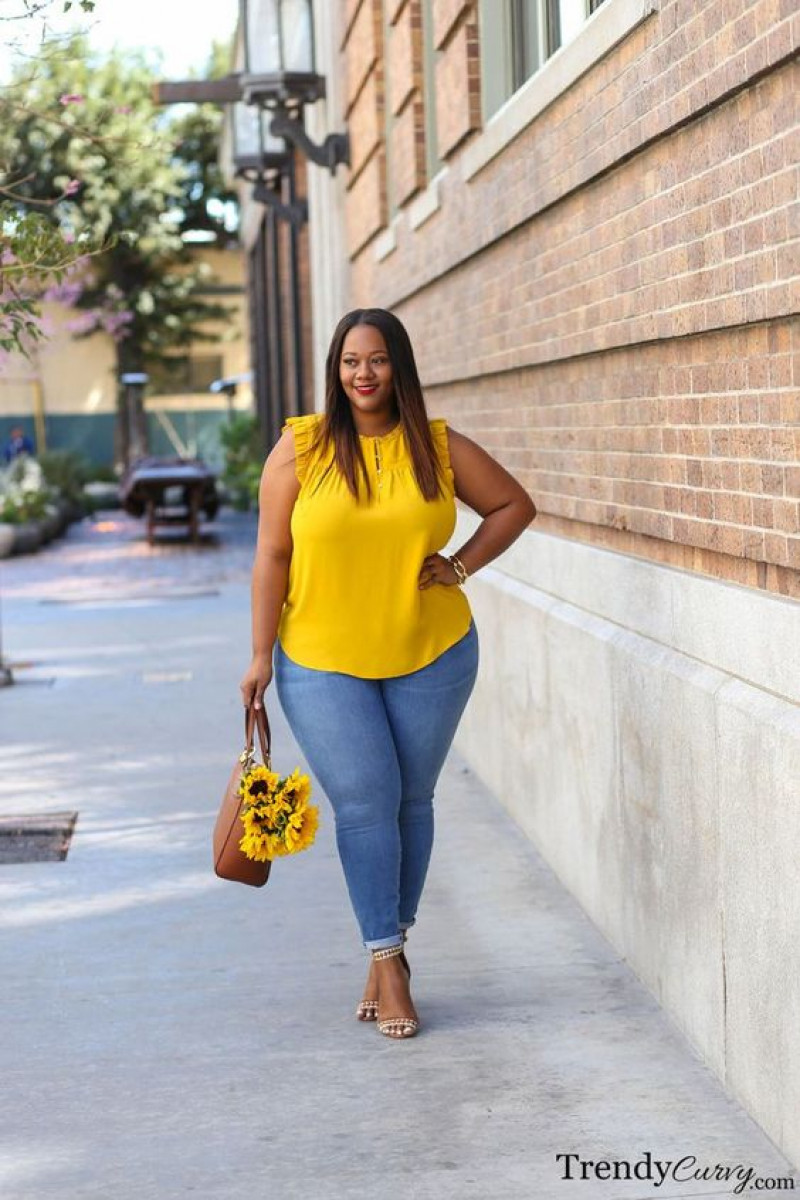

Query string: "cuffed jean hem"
[[364, 934, 405, 951]]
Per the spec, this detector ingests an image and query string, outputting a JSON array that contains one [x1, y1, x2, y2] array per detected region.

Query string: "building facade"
[[291, 0, 800, 1164], [223, 0, 798, 1162]]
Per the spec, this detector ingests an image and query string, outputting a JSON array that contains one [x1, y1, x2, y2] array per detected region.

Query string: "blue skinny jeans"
[[273, 620, 479, 951]]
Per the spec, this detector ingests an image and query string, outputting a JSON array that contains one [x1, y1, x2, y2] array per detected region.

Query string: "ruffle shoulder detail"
[[282, 413, 323, 484], [429, 418, 453, 481]]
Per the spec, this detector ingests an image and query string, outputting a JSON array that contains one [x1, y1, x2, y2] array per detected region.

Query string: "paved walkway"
[[0, 511, 795, 1199]]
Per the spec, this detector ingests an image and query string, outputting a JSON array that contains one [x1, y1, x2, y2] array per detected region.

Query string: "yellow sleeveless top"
[[276, 413, 472, 678]]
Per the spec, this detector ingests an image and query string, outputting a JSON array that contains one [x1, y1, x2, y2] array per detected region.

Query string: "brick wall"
[[388, 1, 426, 205], [342, 0, 387, 255], [432, 0, 480, 159], [339, 0, 800, 598]]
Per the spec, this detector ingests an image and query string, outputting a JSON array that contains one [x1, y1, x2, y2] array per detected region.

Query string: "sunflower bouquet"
[[237, 762, 320, 862]]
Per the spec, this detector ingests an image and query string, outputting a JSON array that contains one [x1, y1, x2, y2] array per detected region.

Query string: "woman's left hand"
[[418, 553, 459, 589]]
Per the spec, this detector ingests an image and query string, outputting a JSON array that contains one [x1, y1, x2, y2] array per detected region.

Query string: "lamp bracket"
[[241, 72, 326, 108], [252, 180, 308, 228], [234, 152, 290, 179], [269, 107, 350, 175]]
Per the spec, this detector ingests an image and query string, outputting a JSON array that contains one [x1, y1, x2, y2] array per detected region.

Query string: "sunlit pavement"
[[0, 506, 257, 603], [0, 510, 795, 1200]]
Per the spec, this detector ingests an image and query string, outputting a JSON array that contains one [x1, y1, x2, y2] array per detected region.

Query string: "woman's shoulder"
[[428, 416, 466, 443], [426, 417, 455, 476], [280, 413, 325, 483], [281, 412, 323, 437], [427, 416, 451, 446]]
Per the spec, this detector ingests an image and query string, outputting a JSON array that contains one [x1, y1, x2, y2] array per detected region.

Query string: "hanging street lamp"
[[238, 0, 350, 177], [228, 98, 307, 228]]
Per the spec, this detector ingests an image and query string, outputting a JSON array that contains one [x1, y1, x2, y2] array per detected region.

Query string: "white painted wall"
[[450, 511, 800, 1167]]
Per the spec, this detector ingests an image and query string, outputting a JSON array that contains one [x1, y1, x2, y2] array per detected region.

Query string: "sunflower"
[[283, 803, 320, 854], [239, 765, 281, 805], [239, 828, 274, 862], [264, 796, 293, 831], [238, 762, 318, 861], [281, 768, 312, 806], [241, 805, 273, 836]]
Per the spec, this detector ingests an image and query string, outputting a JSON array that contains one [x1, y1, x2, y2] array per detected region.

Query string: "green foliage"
[[38, 447, 90, 504], [0, 286, 45, 357], [0, 455, 50, 523], [0, 490, 47, 523], [83, 462, 116, 483], [0, 203, 101, 356], [170, 113, 238, 245], [0, 34, 237, 370], [219, 414, 264, 510]]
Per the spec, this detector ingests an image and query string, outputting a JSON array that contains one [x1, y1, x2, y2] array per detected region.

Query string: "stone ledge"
[[453, 509, 800, 705]]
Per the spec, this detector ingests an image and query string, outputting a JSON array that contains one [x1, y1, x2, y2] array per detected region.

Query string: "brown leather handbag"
[[213, 704, 273, 887]]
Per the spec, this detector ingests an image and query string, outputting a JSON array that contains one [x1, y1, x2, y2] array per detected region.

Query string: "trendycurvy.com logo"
[[555, 1152, 797, 1194]]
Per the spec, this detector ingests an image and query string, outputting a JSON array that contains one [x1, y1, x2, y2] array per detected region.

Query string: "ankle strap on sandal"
[[372, 943, 404, 961]]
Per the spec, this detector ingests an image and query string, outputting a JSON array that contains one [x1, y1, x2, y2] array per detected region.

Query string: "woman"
[[240, 308, 536, 1040]]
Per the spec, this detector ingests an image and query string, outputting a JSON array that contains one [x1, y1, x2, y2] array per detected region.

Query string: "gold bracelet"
[[448, 554, 468, 586]]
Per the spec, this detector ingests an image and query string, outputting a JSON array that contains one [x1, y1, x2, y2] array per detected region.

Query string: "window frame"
[[420, 0, 443, 184], [466, 0, 656, 181], [480, 0, 606, 122]]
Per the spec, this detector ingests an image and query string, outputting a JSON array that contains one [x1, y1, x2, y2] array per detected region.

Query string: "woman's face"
[[339, 325, 395, 418]]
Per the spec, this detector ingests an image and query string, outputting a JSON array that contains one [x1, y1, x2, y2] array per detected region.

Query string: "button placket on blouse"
[[373, 437, 383, 494]]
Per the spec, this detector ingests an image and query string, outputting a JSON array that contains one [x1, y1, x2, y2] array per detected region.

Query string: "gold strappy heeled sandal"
[[372, 942, 419, 1039], [356, 1000, 379, 1021], [356, 931, 410, 1022]]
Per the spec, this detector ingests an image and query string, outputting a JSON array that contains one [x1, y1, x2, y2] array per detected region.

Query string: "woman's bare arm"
[[447, 427, 537, 576], [240, 428, 300, 707]]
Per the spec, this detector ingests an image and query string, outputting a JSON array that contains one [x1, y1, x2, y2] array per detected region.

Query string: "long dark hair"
[[305, 308, 448, 502]]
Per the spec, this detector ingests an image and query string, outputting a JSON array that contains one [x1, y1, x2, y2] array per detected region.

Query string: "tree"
[[0, 0, 102, 359], [169, 40, 239, 248], [0, 35, 237, 466]]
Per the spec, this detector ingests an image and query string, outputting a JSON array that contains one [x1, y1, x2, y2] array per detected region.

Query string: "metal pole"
[[287, 151, 304, 416], [0, 577, 13, 688], [267, 206, 285, 444], [120, 373, 149, 467], [31, 378, 47, 455]]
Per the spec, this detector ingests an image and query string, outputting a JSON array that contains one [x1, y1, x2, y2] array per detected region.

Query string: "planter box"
[[53, 497, 72, 535], [40, 505, 60, 543], [0, 523, 14, 559], [11, 521, 44, 556], [55, 496, 85, 526]]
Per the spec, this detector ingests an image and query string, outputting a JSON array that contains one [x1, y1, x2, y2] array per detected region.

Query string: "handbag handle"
[[243, 702, 272, 769]]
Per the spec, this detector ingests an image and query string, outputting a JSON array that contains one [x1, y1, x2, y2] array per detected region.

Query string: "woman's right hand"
[[240, 653, 273, 710]]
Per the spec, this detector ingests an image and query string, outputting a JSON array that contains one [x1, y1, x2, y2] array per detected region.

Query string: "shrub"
[[0, 456, 50, 523], [84, 463, 118, 484], [219, 414, 264, 511], [38, 449, 91, 507]]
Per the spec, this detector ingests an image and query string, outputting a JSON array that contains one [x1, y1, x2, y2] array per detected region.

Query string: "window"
[[148, 355, 225, 396], [479, 0, 607, 120]]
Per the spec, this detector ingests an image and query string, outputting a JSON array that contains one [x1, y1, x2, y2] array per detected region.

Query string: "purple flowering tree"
[[0, 3, 101, 360], [1, 34, 236, 466]]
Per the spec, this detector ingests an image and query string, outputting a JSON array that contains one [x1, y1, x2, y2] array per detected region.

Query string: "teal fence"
[[0, 409, 234, 472]]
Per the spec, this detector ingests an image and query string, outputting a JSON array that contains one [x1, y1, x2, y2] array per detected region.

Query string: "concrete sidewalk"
[[0, 516, 795, 1199]]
